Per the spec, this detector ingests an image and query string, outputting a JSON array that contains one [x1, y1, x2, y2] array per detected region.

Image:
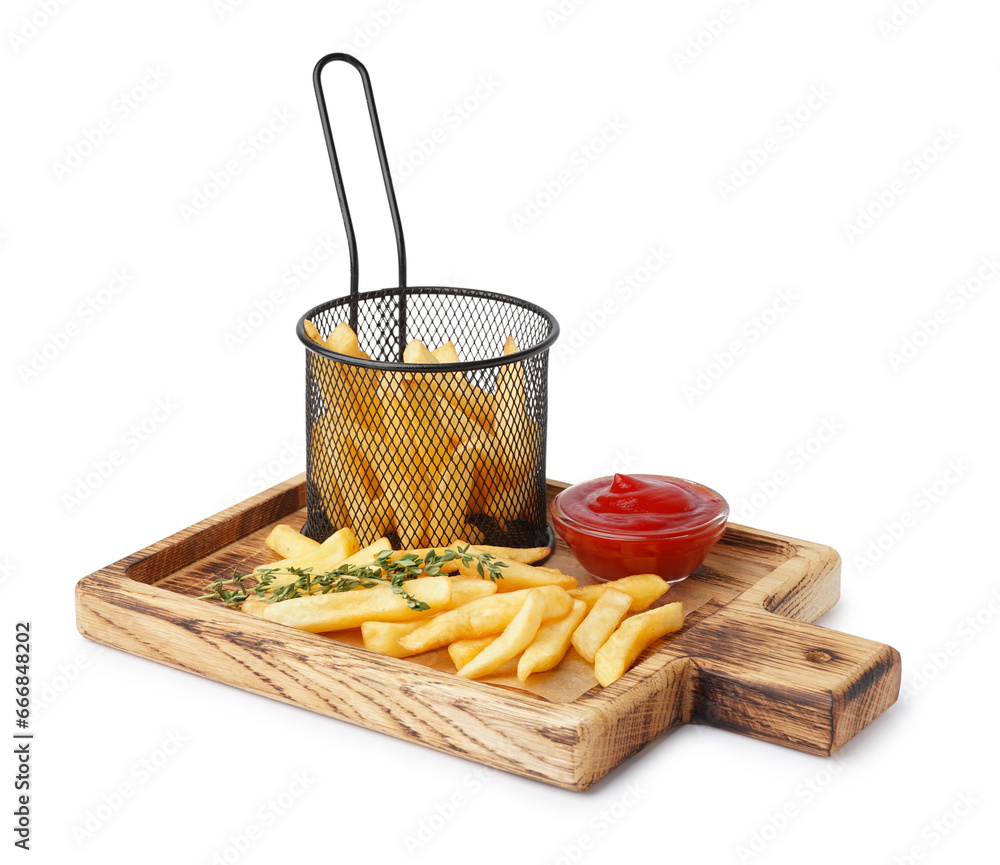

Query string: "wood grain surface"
[[75, 475, 901, 791]]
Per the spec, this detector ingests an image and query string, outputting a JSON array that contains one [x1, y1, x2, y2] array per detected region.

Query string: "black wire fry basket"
[[298, 54, 559, 550]]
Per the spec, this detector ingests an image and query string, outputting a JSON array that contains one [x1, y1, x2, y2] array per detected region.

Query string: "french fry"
[[464, 425, 509, 513], [360, 580, 495, 657], [405, 345, 496, 474], [402, 373, 454, 480], [264, 524, 320, 559], [483, 335, 541, 522], [261, 536, 387, 594], [448, 578, 499, 606], [499, 335, 525, 386], [325, 321, 371, 359], [361, 579, 496, 658], [321, 322, 383, 442], [341, 537, 392, 566], [494, 336, 527, 441], [361, 619, 433, 658], [303, 318, 325, 347], [430, 341, 461, 364], [517, 599, 588, 681], [441, 381, 495, 434], [455, 557, 576, 592], [307, 322, 378, 431], [467, 544, 551, 565], [241, 596, 269, 617], [397, 586, 573, 654], [457, 589, 545, 679], [453, 402, 533, 523], [403, 338, 438, 364], [571, 588, 632, 663], [377, 372, 443, 547], [447, 635, 495, 669], [594, 602, 684, 687], [279, 525, 360, 572], [378, 378, 476, 547], [254, 526, 360, 576], [391, 543, 548, 575], [407, 338, 495, 431], [568, 574, 670, 613], [428, 444, 475, 545], [325, 420, 393, 544], [262, 577, 452, 633]]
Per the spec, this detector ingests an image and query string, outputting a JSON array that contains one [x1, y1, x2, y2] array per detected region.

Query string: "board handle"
[[679, 600, 901, 755]]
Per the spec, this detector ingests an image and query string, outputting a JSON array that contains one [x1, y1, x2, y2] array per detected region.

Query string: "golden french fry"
[[325, 321, 371, 359], [317, 322, 382, 441], [391, 543, 547, 576], [466, 430, 508, 512], [241, 596, 269, 617], [495, 335, 527, 436], [408, 339, 495, 431], [264, 524, 320, 559], [360, 580, 495, 657], [595, 602, 685, 686], [428, 444, 474, 545], [403, 338, 437, 364], [304, 318, 325, 347], [484, 338, 539, 523], [341, 537, 392, 566], [403, 346, 494, 458], [254, 526, 360, 576], [448, 635, 495, 669], [262, 577, 451, 633], [262, 538, 389, 594], [455, 557, 576, 592], [457, 589, 545, 679], [397, 586, 573, 654], [466, 544, 550, 565], [568, 574, 670, 613], [361, 619, 433, 658], [443, 382, 495, 434], [448, 578, 499, 606], [430, 341, 459, 363], [517, 599, 588, 681], [457, 409, 533, 520], [377, 372, 446, 547], [571, 588, 632, 663], [324, 420, 393, 545]]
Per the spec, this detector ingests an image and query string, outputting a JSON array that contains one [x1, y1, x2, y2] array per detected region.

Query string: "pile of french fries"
[[304, 320, 541, 548], [240, 523, 684, 687]]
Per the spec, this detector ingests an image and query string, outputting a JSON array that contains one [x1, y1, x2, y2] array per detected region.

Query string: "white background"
[[3, 0, 998, 862]]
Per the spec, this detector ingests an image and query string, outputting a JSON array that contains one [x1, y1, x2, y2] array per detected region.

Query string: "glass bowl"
[[551, 475, 729, 583]]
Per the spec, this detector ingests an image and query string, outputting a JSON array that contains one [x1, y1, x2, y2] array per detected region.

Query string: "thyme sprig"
[[198, 544, 507, 612], [452, 543, 507, 582]]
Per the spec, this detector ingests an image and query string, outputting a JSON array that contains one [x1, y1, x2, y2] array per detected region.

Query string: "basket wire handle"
[[313, 53, 407, 345]]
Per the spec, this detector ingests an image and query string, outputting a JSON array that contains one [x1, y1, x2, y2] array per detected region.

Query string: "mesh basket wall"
[[302, 287, 556, 549]]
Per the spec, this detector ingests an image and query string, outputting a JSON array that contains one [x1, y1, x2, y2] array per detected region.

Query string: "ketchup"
[[562, 474, 726, 536], [551, 474, 729, 582]]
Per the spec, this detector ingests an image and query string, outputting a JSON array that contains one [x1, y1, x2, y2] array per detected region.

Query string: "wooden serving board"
[[75, 476, 901, 791]]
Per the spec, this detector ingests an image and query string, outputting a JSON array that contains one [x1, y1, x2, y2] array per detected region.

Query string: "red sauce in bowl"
[[551, 474, 729, 582]]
